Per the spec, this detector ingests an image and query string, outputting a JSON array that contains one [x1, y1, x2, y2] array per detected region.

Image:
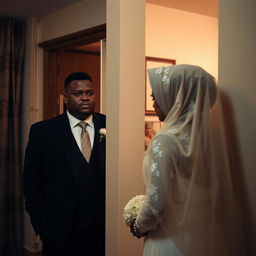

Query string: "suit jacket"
[[23, 112, 106, 250]]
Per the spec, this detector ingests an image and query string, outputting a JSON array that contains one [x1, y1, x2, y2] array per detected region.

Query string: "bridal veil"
[[136, 64, 246, 256]]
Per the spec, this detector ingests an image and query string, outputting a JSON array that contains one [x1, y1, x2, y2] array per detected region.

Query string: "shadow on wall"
[[220, 90, 253, 255]]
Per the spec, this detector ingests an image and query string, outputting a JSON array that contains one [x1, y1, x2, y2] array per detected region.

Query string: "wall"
[[40, 0, 106, 41], [219, 0, 256, 254], [106, 0, 145, 255], [146, 3, 218, 78], [23, 1, 219, 255]]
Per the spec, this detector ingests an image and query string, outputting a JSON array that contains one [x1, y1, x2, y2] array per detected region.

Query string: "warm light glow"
[[146, 4, 218, 79]]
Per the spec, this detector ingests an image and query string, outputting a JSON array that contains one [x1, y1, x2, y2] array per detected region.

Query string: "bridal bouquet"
[[123, 195, 145, 226]]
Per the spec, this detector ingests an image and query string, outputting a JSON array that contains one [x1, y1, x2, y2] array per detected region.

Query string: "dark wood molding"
[[23, 248, 42, 256], [38, 24, 106, 51], [41, 24, 105, 119], [64, 49, 100, 56], [145, 56, 176, 64], [43, 50, 59, 119]]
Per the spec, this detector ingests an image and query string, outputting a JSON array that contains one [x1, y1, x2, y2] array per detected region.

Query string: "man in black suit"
[[23, 72, 106, 256]]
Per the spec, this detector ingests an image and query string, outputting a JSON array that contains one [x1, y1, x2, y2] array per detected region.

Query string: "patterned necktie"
[[77, 121, 92, 162]]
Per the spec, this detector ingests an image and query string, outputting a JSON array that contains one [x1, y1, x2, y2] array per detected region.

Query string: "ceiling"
[[0, 0, 217, 19], [0, 0, 217, 54], [147, 0, 218, 17], [0, 0, 82, 19]]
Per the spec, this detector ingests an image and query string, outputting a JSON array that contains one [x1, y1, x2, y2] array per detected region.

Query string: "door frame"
[[39, 24, 106, 119]]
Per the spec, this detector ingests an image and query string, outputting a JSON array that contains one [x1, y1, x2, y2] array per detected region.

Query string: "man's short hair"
[[64, 72, 93, 90]]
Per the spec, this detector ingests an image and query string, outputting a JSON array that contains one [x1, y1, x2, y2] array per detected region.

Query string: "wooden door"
[[43, 50, 100, 119], [43, 50, 59, 119], [40, 24, 106, 119], [58, 51, 101, 114]]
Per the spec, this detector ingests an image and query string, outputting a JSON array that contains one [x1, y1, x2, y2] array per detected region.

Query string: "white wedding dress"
[[136, 132, 185, 256], [135, 65, 246, 256]]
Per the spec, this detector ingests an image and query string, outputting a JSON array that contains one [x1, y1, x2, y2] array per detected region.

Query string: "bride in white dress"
[[130, 65, 247, 256]]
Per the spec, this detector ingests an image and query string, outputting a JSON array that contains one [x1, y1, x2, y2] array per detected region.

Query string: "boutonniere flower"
[[99, 128, 106, 142]]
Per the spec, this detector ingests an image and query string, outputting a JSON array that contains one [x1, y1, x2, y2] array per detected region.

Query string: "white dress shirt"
[[66, 111, 95, 151]]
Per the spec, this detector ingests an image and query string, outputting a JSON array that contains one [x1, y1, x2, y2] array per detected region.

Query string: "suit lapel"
[[89, 113, 105, 164], [90, 113, 100, 163]]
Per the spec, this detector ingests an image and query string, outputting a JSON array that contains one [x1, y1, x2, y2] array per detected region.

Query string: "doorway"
[[39, 24, 106, 119]]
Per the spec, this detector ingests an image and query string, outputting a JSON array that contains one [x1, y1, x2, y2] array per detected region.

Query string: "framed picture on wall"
[[145, 56, 176, 115], [144, 115, 162, 151]]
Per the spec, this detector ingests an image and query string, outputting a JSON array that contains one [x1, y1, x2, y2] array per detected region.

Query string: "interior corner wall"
[[219, 0, 256, 254], [40, 0, 106, 42], [146, 3, 218, 79], [106, 0, 145, 255]]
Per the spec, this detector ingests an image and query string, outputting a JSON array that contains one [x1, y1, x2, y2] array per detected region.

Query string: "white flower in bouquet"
[[123, 195, 145, 226]]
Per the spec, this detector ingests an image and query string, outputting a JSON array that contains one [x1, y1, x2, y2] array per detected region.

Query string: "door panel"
[[59, 51, 101, 113], [43, 50, 59, 119], [100, 40, 106, 114], [43, 50, 101, 119], [41, 25, 105, 120]]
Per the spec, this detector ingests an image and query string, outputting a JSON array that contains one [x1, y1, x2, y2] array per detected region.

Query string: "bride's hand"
[[130, 219, 146, 239]]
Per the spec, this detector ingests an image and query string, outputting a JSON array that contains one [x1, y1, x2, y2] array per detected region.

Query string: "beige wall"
[[219, 0, 256, 254], [23, 0, 256, 255], [40, 0, 106, 41], [146, 3, 218, 78], [106, 0, 145, 255]]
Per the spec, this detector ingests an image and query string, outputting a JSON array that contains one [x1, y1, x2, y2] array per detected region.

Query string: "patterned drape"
[[0, 17, 26, 256]]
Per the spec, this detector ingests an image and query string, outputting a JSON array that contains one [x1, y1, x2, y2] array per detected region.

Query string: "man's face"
[[64, 80, 96, 120]]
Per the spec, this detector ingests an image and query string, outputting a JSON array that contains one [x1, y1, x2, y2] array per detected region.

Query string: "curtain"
[[0, 17, 26, 256]]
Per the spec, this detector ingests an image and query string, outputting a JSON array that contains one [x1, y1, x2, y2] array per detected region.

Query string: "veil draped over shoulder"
[[136, 65, 246, 256]]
